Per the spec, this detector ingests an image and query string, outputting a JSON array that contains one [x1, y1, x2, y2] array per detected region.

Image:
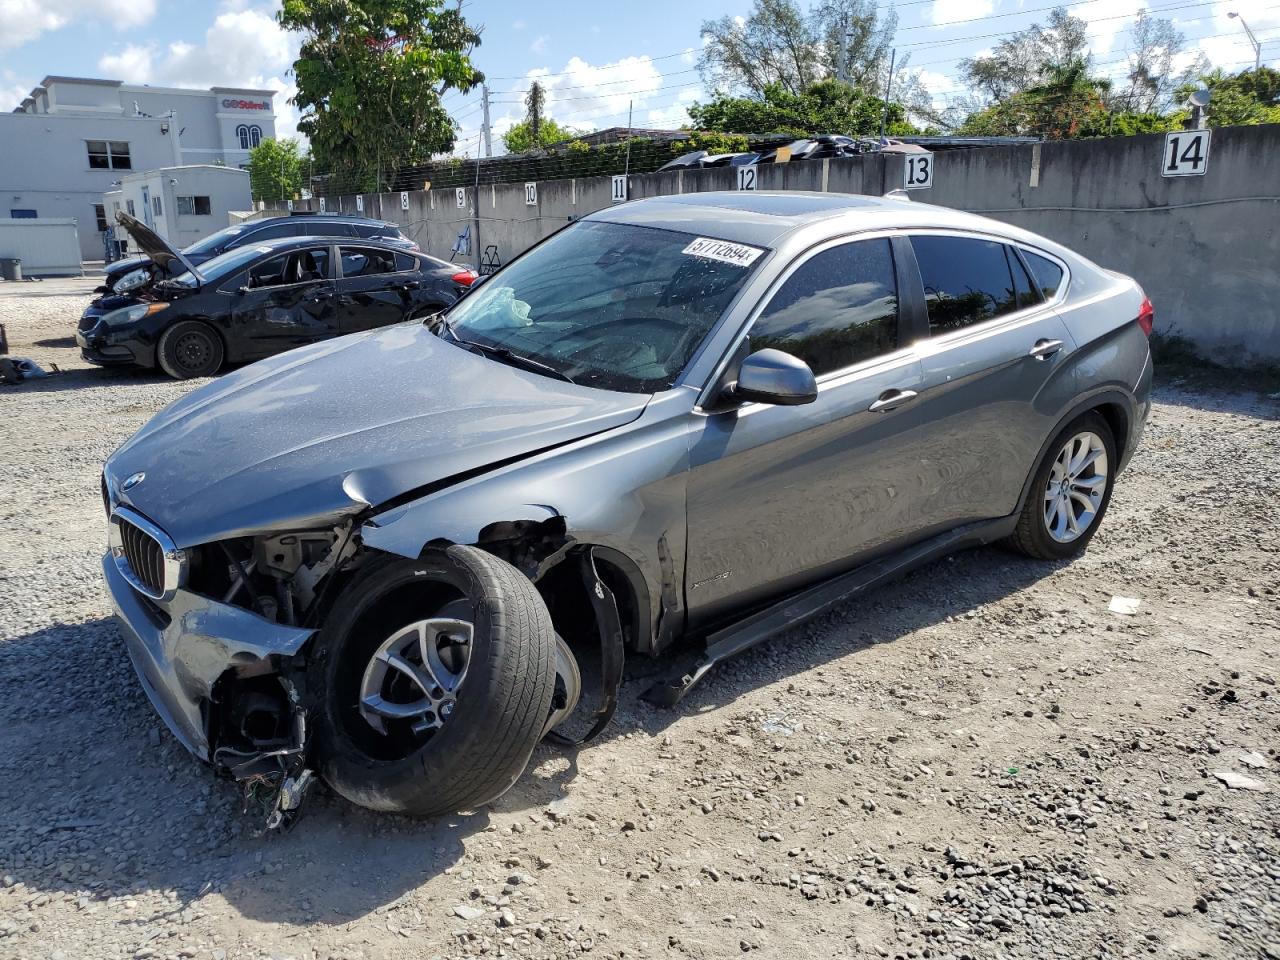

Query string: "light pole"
[[1228, 11, 1262, 73]]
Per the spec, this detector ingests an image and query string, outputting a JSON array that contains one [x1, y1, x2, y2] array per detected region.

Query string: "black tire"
[[310, 546, 557, 816], [1006, 411, 1117, 560], [156, 320, 224, 379]]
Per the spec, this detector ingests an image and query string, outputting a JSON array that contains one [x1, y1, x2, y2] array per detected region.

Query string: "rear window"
[[1022, 250, 1065, 299], [910, 235, 1020, 335], [394, 253, 418, 272]]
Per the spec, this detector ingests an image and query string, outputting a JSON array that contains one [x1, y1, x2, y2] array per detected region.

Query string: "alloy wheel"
[[1043, 431, 1109, 543], [358, 612, 473, 740]]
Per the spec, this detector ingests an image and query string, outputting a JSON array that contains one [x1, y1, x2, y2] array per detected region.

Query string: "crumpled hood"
[[106, 323, 650, 547]]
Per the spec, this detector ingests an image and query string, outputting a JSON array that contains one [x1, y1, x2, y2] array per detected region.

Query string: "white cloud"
[[929, 0, 993, 27], [916, 70, 958, 96], [0, 0, 156, 50], [512, 18, 526, 31], [1, 68, 33, 111], [530, 34, 549, 54], [1073, 0, 1148, 56], [1193, 0, 1280, 70], [97, 3, 302, 140]]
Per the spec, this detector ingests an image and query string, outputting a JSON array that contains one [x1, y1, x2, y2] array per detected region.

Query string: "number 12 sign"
[[1162, 130, 1210, 177]]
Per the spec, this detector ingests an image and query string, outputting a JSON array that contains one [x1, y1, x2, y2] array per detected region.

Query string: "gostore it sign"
[[222, 98, 271, 111]]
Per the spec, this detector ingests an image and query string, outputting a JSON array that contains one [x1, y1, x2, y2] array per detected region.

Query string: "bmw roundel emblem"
[[122, 472, 146, 491]]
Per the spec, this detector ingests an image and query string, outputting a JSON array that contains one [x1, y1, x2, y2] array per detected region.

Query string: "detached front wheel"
[[310, 546, 557, 816]]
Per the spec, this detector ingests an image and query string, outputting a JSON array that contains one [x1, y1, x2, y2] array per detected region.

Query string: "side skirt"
[[642, 514, 1018, 707]]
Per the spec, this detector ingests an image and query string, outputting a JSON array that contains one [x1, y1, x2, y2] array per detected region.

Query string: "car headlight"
[[114, 268, 150, 294], [101, 302, 168, 326]]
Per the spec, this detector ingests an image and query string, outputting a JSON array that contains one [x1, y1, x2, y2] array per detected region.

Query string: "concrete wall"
[[277, 124, 1280, 362], [0, 219, 83, 276]]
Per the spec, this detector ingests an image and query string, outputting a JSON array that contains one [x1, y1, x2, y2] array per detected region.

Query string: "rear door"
[[684, 235, 934, 626], [902, 232, 1077, 529], [228, 245, 337, 358], [335, 245, 419, 333]]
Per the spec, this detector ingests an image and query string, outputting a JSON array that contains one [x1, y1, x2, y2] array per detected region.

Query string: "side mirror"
[[723, 348, 817, 406]]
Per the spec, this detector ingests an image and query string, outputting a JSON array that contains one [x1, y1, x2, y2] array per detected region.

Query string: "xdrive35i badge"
[[121, 472, 146, 491]]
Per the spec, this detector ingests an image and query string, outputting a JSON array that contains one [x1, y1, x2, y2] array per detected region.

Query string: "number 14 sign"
[[1162, 130, 1210, 177]]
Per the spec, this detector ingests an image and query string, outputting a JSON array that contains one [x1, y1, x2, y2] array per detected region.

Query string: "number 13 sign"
[[904, 152, 933, 190]]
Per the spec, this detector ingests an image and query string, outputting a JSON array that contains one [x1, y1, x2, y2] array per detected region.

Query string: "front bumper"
[[103, 552, 315, 759], [77, 324, 154, 368]]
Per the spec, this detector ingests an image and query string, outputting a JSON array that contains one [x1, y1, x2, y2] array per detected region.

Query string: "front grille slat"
[[117, 515, 165, 596]]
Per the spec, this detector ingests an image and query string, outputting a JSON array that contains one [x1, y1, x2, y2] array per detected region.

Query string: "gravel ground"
[[1, 278, 1278, 960]]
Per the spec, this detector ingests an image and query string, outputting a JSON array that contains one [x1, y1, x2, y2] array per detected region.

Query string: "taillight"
[[1136, 297, 1154, 337], [451, 269, 478, 287]]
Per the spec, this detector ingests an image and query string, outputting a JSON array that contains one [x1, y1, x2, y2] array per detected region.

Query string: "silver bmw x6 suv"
[[100, 192, 1153, 821]]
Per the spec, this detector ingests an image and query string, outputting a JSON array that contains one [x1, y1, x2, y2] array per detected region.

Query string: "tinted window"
[[341, 247, 397, 277], [750, 239, 899, 376], [1023, 250, 1065, 299], [911, 236, 1019, 335], [248, 247, 330, 288], [249, 222, 300, 241], [1006, 247, 1041, 309], [313, 220, 357, 237], [394, 252, 418, 272]]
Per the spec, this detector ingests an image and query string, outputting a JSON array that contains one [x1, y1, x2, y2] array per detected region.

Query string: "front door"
[[684, 236, 934, 627], [902, 234, 1077, 529], [336, 245, 417, 334], [230, 245, 337, 358]]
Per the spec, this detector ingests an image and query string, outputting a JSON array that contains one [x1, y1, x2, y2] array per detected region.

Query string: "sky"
[[0, 0, 1275, 157]]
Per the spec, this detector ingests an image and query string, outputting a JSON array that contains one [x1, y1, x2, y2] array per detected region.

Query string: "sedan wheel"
[[1042, 431, 1109, 543], [156, 320, 225, 379], [1007, 411, 1116, 560]]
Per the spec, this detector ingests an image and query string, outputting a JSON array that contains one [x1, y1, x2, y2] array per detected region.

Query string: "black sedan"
[[79, 213, 477, 379]]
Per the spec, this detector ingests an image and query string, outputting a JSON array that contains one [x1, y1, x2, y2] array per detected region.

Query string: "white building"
[[104, 166, 253, 259], [2, 76, 276, 260]]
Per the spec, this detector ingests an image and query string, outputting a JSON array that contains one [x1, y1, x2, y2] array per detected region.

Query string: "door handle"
[[1029, 338, 1064, 360], [868, 388, 919, 413], [400, 280, 421, 290]]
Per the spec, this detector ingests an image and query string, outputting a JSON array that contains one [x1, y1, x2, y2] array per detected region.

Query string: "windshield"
[[439, 221, 766, 392], [173, 243, 280, 287], [183, 224, 244, 257]]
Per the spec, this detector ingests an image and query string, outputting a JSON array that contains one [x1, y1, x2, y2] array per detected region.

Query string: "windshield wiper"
[[438, 319, 578, 385]]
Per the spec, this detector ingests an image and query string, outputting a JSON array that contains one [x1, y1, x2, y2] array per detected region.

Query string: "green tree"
[[958, 8, 1091, 105], [688, 78, 911, 137], [502, 118, 581, 153], [699, 0, 896, 95], [1174, 67, 1280, 127], [279, 0, 484, 192], [247, 137, 306, 202], [958, 60, 1111, 139]]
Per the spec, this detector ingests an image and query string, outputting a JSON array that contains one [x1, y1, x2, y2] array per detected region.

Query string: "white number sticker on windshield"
[[681, 237, 764, 268]]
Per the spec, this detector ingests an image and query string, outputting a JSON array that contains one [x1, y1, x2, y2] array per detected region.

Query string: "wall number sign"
[[1161, 130, 1210, 177], [400, 191, 410, 210], [355, 194, 364, 212], [318, 197, 326, 212], [736, 166, 757, 191], [455, 187, 466, 208], [904, 153, 934, 190], [524, 182, 538, 205], [611, 175, 628, 203], [286, 199, 293, 211]]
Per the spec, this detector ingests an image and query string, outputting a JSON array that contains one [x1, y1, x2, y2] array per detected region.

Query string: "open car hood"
[[114, 211, 199, 280], [105, 323, 651, 547]]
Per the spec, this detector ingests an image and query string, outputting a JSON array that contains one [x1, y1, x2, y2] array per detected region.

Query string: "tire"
[[1006, 412, 1117, 561], [310, 546, 557, 816], [156, 320, 224, 379]]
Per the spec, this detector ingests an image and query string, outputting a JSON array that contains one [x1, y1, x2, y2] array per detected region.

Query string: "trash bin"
[[0, 258, 21, 281]]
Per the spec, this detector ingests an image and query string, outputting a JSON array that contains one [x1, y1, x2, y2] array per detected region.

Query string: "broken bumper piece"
[[103, 551, 315, 760]]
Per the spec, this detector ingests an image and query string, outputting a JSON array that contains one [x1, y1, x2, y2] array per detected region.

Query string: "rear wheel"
[[1007, 412, 1116, 560], [156, 320, 224, 379], [310, 547, 557, 816]]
